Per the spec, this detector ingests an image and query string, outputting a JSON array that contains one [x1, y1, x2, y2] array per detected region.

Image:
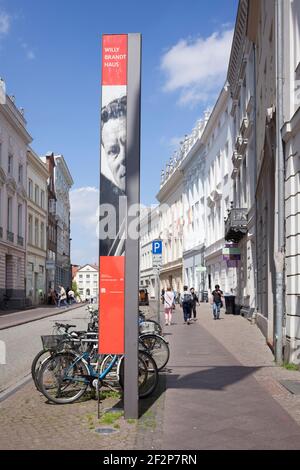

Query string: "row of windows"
[[28, 215, 45, 249], [28, 179, 45, 209], [0, 190, 24, 237], [0, 143, 25, 184], [78, 273, 98, 279]]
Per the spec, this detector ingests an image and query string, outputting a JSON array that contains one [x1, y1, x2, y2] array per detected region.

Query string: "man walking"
[[190, 288, 199, 321], [180, 286, 193, 324], [211, 284, 224, 320]]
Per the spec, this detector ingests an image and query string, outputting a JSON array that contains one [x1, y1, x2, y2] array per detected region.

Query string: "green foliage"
[[283, 362, 299, 371], [99, 411, 123, 425], [72, 280, 79, 297], [127, 419, 136, 424], [100, 389, 121, 399]]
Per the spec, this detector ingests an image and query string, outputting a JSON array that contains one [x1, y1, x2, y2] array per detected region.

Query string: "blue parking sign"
[[152, 240, 162, 254]]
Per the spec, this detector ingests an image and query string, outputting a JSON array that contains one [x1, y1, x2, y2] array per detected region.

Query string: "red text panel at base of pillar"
[[99, 256, 125, 354]]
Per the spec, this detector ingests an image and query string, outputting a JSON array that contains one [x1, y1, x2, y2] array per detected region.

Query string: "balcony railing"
[[7, 230, 14, 243], [17, 235, 24, 246], [225, 208, 248, 242], [0, 227, 2, 238]]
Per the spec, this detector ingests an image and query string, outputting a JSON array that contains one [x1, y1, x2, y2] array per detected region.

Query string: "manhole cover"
[[280, 380, 300, 395], [95, 427, 118, 435]]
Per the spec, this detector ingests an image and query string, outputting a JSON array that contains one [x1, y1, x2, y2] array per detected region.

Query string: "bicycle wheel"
[[139, 319, 162, 336], [139, 333, 170, 371], [118, 350, 159, 398], [31, 349, 51, 391], [39, 351, 90, 404]]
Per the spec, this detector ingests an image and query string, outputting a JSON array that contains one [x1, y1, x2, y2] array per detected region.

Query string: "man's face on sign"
[[102, 116, 126, 192]]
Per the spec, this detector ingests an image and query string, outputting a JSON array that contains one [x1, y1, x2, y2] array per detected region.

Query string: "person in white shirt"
[[164, 287, 175, 326]]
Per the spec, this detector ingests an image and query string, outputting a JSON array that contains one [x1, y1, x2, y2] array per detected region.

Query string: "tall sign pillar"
[[99, 33, 141, 419], [124, 33, 141, 419]]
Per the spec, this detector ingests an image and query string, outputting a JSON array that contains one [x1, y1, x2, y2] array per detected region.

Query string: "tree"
[[72, 280, 79, 298]]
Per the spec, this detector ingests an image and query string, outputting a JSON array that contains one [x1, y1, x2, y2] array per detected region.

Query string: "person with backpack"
[[180, 285, 193, 324], [211, 284, 224, 320], [190, 287, 199, 321], [163, 286, 175, 326]]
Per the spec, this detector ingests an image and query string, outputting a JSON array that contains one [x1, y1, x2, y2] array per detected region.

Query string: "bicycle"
[[31, 323, 97, 391], [37, 346, 158, 405]]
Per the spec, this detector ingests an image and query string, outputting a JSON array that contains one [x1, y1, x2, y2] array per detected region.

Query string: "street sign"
[[196, 266, 206, 272], [46, 260, 55, 270], [152, 240, 162, 255], [152, 254, 162, 268]]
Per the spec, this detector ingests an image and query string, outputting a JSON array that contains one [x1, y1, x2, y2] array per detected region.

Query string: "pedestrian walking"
[[164, 287, 175, 326], [57, 285, 68, 308], [68, 289, 75, 304], [190, 288, 199, 321], [180, 286, 193, 324], [211, 284, 224, 320], [161, 288, 165, 305]]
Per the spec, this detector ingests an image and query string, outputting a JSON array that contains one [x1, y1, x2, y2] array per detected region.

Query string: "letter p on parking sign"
[[152, 240, 162, 255]]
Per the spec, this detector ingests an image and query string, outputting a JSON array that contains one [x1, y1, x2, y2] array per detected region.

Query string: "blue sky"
[[0, 0, 238, 264]]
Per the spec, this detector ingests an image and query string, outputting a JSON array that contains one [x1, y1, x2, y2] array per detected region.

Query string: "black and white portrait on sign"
[[100, 86, 127, 256]]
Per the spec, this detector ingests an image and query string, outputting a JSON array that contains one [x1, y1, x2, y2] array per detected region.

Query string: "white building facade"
[[227, 0, 257, 317], [181, 116, 208, 297], [202, 88, 236, 297], [0, 94, 32, 308], [281, 0, 300, 361], [74, 264, 98, 301], [54, 155, 73, 290], [140, 207, 160, 299], [157, 164, 184, 295], [26, 148, 48, 305]]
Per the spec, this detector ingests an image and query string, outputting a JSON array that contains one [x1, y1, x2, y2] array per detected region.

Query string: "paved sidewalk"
[[0, 302, 85, 330], [158, 304, 300, 449], [1, 302, 300, 449]]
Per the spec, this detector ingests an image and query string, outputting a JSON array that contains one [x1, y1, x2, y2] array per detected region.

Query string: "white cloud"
[[21, 42, 36, 60], [160, 29, 233, 106], [70, 186, 99, 265], [0, 11, 10, 36], [26, 49, 35, 60]]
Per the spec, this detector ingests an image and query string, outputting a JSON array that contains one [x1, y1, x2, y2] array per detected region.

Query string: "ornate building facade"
[[0, 93, 32, 308]]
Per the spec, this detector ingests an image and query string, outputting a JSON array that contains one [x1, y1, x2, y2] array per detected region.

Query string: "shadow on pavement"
[[138, 373, 166, 419], [166, 365, 261, 391]]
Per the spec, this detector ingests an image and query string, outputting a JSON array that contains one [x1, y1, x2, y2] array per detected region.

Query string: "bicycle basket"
[[41, 335, 66, 351]]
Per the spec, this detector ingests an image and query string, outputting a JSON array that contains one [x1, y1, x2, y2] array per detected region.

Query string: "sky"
[[0, 0, 238, 265]]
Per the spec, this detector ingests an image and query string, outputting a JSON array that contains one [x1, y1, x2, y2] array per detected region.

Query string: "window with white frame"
[[41, 190, 45, 209], [40, 222, 45, 249], [28, 214, 33, 244], [28, 179, 33, 199], [35, 185, 39, 204], [18, 204, 22, 237], [7, 197, 12, 232], [8, 155, 13, 175], [18, 164, 23, 184], [35, 218, 39, 246]]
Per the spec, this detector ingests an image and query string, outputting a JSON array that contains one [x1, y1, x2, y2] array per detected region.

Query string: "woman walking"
[[164, 287, 175, 326]]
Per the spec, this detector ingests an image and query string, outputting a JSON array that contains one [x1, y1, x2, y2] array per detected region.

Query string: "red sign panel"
[[102, 34, 127, 86], [99, 256, 125, 354]]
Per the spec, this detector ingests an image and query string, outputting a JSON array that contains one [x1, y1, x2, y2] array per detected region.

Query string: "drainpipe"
[[274, 0, 285, 365], [253, 42, 258, 324]]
